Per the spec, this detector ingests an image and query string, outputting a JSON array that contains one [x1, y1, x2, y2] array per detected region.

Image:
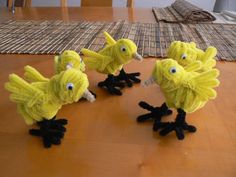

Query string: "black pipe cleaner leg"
[[98, 74, 125, 95], [115, 68, 141, 87], [29, 117, 68, 148], [159, 109, 197, 140], [137, 102, 172, 131]]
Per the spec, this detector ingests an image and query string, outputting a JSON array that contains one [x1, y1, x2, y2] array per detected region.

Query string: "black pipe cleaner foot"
[[29, 117, 68, 148], [137, 101, 172, 131], [115, 69, 141, 87], [98, 74, 125, 95], [159, 109, 197, 140]]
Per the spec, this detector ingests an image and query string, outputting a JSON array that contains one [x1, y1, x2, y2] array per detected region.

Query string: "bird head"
[[50, 68, 89, 104], [167, 41, 197, 67], [152, 59, 186, 86], [114, 39, 142, 64], [55, 50, 85, 73]]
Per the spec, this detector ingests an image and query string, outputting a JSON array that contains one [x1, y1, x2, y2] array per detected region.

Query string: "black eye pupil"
[[68, 86, 73, 90], [172, 69, 176, 73], [122, 48, 126, 51], [182, 54, 187, 59]]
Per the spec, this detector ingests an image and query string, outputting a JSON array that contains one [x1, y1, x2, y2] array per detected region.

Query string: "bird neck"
[[160, 79, 179, 93], [159, 73, 187, 92], [112, 47, 125, 65], [47, 78, 64, 105]]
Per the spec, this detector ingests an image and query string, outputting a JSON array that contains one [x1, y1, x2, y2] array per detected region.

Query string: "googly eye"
[[181, 54, 187, 60], [66, 83, 74, 90], [169, 67, 177, 74], [120, 46, 126, 52]]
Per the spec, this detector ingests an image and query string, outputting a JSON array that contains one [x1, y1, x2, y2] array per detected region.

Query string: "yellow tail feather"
[[104, 31, 116, 46], [193, 69, 220, 100], [24, 65, 48, 82], [5, 74, 44, 107]]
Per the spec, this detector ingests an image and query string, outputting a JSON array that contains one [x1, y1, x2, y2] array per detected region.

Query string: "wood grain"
[[60, 0, 67, 7], [81, 0, 112, 7], [127, 0, 134, 7], [0, 7, 235, 177], [61, 0, 134, 7], [7, 0, 31, 8], [0, 7, 155, 22]]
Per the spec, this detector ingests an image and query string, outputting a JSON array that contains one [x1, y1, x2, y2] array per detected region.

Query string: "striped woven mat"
[[0, 20, 236, 61], [152, 0, 216, 23]]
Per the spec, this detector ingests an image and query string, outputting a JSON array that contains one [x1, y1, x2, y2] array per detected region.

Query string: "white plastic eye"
[[120, 46, 126, 52], [181, 54, 187, 60], [169, 67, 177, 74], [66, 83, 74, 90]]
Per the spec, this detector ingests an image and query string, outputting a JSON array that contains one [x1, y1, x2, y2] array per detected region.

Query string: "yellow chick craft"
[[137, 59, 220, 140], [54, 50, 85, 73], [167, 41, 217, 72], [81, 31, 143, 95], [5, 66, 95, 147], [54, 50, 96, 97]]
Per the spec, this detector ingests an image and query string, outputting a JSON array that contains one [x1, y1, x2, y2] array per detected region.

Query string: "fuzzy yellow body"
[[55, 50, 85, 73], [81, 32, 141, 75], [151, 59, 220, 113], [5, 66, 89, 125], [167, 41, 217, 72]]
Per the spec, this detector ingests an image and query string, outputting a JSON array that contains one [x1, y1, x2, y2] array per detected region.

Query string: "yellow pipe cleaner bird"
[[137, 59, 220, 140], [54, 50, 96, 97], [81, 31, 143, 95], [54, 50, 85, 73], [5, 66, 95, 147], [167, 41, 217, 72], [25, 50, 96, 98]]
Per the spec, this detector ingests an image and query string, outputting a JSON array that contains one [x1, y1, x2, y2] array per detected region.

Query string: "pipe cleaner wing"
[[199, 46, 217, 71], [24, 65, 49, 82], [190, 69, 220, 101], [184, 60, 202, 72], [81, 48, 113, 73], [5, 74, 46, 107]]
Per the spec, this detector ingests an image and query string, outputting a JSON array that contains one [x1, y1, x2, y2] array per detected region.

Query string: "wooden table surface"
[[0, 7, 236, 177]]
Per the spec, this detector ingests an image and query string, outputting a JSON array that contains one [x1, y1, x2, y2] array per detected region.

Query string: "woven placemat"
[[158, 22, 236, 60], [0, 20, 235, 61], [0, 20, 160, 57], [153, 0, 215, 23]]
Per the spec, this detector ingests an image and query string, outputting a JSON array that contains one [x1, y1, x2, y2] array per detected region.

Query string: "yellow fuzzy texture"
[[167, 41, 217, 72], [55, 50, 85, 73], [152, 59, 220, 113], [5, 66, 89, 125], [24, 65, 49, 82], [81, 32, 138, 75]]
